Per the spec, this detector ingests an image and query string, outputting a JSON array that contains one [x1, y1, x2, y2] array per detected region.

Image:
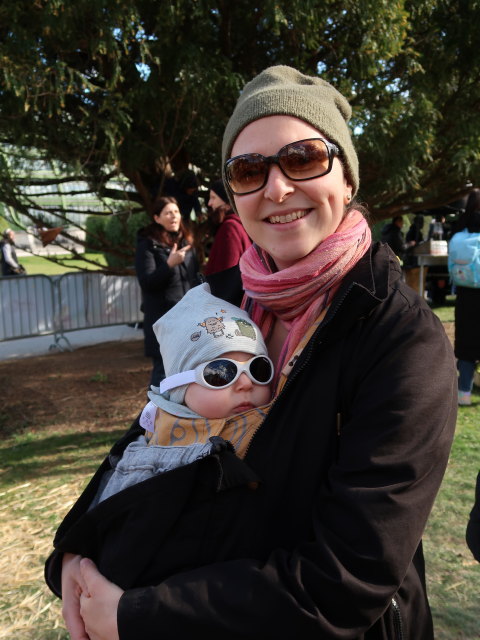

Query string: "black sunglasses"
[[224, 138, 340, 195]]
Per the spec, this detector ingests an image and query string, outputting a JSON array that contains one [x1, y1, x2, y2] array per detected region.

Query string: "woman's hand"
[[79, 558, 124, 640], [167, 242, 191, 268], [61, 553, 89, 640]]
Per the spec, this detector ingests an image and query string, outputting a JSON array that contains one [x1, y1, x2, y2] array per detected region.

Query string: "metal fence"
[[0, 272, 142, 350]]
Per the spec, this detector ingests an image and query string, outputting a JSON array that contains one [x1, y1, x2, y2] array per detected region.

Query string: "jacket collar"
[[319, 241, 402, 341]]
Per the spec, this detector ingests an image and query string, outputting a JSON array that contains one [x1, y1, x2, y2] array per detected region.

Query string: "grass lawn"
[[0, 428, 127, 640], [0, 335, 479, 637], [20, 252, 108, 276], [431, 295, 456, 324], [424, 396, 480, 639]]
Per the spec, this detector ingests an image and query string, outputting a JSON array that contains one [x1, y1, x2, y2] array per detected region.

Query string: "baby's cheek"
[[257, 385, 272, 405]]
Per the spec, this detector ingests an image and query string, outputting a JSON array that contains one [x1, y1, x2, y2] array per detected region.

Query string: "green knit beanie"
[[222, 65, 359, 196]]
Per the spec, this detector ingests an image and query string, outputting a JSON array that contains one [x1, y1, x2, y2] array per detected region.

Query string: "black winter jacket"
[[135, 229, 200, 357], [45, 243, 457, 639]]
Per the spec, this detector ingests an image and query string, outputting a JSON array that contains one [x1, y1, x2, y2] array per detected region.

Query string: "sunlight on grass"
[[20, 253, 108, 276]]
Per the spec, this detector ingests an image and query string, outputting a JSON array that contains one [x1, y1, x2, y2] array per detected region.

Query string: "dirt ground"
[[0, 339, 151, 436], [0, 321, 454, 437]]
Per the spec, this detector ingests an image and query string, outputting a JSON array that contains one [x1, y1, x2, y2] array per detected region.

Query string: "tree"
[[0, 0, 479, 271]]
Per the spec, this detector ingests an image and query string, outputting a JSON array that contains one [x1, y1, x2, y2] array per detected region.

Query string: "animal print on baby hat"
[[152, 283, 268, 404]]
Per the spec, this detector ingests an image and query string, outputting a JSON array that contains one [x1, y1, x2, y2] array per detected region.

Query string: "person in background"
[[380, 215, 407, 260], [0, 229, 26, 276], [428, 214, 447, 240], [203, 178, 252, 276], [403, 213, 425, 293], [135, 196, 200, 387], [448, 188, 480, 405], [463, 195, 480, 562], [49, 65, 457, 640]]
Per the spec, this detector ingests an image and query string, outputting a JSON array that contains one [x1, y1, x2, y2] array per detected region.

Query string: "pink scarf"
[[240, 209, 371, 372]]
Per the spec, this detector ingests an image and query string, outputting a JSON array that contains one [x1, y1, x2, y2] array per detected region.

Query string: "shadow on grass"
[[0, 428, 127, 485]]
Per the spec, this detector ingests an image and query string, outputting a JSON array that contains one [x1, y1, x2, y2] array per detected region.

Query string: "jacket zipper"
[[391, 598, 404, 640]]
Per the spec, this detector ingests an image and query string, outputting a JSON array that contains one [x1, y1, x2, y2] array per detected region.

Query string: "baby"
[[96, 282, 273, 502]]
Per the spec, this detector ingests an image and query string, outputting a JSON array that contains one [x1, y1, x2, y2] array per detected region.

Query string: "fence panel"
[[0, 273, 142, 345], [57, 272, 142, 332], [0, 275, 56, 341]]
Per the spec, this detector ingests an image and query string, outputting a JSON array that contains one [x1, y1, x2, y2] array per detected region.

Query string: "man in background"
[[0, 229, 26, 276], [381, 215, 407, 260]]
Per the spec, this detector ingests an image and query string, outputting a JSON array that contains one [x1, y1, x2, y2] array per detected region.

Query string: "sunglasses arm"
[[159, 370, 197, 394]]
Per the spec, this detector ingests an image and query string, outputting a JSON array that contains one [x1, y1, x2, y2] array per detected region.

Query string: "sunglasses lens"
[[226, 155, 266, 194], [280, 140, 330, 179], [202, 359, 238, 387], [249, 356, 273, 383]]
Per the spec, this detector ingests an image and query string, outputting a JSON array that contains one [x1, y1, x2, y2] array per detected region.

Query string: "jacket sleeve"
[[134, 238, 173, 292], [117, 298, 457, 638]]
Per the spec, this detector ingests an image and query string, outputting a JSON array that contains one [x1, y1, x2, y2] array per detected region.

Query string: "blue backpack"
[[448, 230, 480, 288]]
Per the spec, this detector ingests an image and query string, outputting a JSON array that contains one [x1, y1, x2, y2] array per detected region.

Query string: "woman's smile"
[[266, 209, 311, 224]]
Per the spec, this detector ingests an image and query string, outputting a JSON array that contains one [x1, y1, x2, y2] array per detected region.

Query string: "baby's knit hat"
[[222, 65, 359, 196], [152, 283, 267, 404]]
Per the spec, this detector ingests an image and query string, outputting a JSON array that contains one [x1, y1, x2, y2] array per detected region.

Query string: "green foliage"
[[85, 215, 108, 252], [102, 209, 149, 270], [0, 0, 479, 256]]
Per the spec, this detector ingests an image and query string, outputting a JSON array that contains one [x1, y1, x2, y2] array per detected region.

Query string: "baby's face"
[[184, 351, 271, 419]]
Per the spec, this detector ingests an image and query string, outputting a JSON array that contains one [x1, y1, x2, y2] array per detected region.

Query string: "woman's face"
[[154, 202, 181, 232], [230, 115, 352, 270]]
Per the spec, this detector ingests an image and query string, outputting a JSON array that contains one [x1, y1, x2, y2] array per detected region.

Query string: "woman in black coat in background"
[[135, 196, 200, 386]]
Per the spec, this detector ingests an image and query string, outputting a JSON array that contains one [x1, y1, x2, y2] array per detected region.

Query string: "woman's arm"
[[134, 238, 172, 292], [135, 238, 192, 292]]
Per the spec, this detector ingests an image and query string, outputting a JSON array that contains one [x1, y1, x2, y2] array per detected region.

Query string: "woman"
[[135, 196, 200, 386], [47, 66, 457, 640], [448, 188, 480, 405], [203, 178, 252, 276]]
